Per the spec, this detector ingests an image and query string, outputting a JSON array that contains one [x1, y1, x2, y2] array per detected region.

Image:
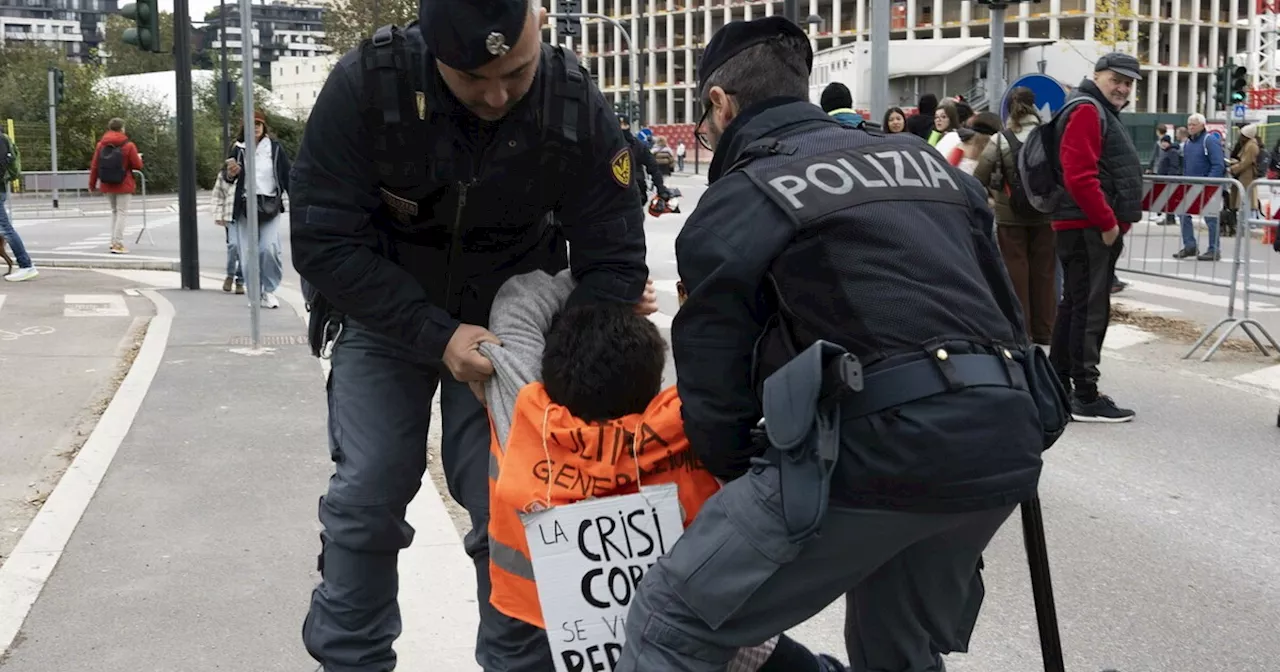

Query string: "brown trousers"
[[997, 224, 1058, 344]]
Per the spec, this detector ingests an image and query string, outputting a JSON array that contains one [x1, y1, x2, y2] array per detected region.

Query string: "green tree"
[[101, 13, 180, 76], [323, 0, 417, 53], [0, 42, 291, 192], [1094, 0, 1137, 52]]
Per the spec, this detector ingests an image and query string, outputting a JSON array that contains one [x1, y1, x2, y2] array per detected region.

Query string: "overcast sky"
[[156, 0, 234, 23]]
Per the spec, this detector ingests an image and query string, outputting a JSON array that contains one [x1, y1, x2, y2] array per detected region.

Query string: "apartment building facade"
[[204, 1, 331, 80], [0, 0, 115, 63]]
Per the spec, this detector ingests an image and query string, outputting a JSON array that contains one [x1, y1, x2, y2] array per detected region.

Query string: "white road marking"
[[1121, 279, 1280, 312], [0, 289, 173, 656], [1233, 363, 1280, 392], [63, 294, 130, 317], [1102, 324, 1158, 350]]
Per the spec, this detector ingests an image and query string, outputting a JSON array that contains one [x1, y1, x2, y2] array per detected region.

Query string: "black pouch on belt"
[[761, 340, 862, 544]]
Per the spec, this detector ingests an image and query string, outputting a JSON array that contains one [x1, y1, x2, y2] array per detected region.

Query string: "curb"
[[29, 258, 181, 272], [0, 288, 175, 656]]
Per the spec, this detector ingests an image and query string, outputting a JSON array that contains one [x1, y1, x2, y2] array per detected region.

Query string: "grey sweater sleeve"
[[479, 268, 577, 447]]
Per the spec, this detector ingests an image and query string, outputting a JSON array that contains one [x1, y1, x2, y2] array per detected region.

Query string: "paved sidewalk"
[[0, 276, 479, 670]]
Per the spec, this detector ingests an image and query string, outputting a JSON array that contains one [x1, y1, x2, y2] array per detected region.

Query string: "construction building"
[[543, 0, 1280, 128]]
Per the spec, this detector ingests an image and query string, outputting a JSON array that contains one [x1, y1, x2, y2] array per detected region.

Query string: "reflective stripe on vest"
[[487, 382, 721, 629]]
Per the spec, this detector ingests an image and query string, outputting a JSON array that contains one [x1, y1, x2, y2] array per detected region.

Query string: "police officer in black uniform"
[[618, 17, 1057, 672], [288, 0, 652, 668], [618, 115, 670, 201]]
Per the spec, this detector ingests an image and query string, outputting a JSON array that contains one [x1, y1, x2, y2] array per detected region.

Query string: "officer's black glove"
[[658, 187, 673, 200]]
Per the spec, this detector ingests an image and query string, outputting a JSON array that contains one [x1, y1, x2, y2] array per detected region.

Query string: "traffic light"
[[52, 68, 65, 105], [120, 0, 162, 53], [1229, 65, 1248, 106], [1213, 65, 1229, 109]]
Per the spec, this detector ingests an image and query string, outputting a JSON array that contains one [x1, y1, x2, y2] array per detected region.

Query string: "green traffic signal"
[[120, 0, 162, 53], [1230, 65, 1248, 106]]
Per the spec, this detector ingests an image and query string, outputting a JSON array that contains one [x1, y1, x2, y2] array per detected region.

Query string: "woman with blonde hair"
[[973, 87, 1057, 345]]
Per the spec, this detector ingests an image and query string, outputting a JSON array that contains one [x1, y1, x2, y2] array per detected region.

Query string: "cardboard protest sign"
[[522, 483, 684, 672]]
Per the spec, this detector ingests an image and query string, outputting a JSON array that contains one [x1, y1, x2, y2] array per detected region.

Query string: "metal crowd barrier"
[[10, 170, 151, 244], [1122, 174, 1279, 361]]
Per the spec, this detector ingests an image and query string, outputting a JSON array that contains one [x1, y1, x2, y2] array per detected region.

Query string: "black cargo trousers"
[[616, 464, 1015, 672], [302, 319, 551, 672], [1050, 227, 1124, 401]]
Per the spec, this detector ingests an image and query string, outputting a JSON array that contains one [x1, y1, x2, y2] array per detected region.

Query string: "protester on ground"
[[211, 157, 243, 295], [974, 87, 1056, 345], [88, 117, 144, 255], [228, 111, 289, 310], [1174, 113, 1226, 261], [1049, 52, 1143, 423], [481, 269, 844, 672], [618, 17, 1050, 671], [0, 131, 36, 282]]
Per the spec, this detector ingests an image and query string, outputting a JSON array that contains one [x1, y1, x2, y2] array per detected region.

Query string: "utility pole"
[[239, 0, 263, 348], [988, 2, 1008, 114], [174, 0, 200, 290], [219, 0, 230, 156], [870, 0, 890, 124], [46, 67, 60, 209]]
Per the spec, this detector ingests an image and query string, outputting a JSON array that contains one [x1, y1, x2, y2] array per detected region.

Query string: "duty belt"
[[757, 341, 1024, 544]]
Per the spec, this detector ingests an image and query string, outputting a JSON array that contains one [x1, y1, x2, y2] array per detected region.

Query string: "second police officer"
[[618, 17, 1066, 671], [288, 0, 655, 669]]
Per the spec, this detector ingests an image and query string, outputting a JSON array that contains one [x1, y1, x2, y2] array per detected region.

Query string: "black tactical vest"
[[353, 23, 589, 323], [727, 119, 1045, 512], [731, 123, 1023, 386], [1051, 86, 1144, 224]]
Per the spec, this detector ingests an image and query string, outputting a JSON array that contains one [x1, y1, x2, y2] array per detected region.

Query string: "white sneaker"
[[4, 266, 38, 282], [261, 292, 280, 309]]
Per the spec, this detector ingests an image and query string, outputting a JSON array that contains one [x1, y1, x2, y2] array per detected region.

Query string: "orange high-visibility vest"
[[487, 383, 721, 629]]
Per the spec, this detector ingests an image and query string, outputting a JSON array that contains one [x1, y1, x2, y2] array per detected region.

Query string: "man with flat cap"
[[288, 0, 654, 668], [1048, 52, 1143, 424], [617, 16, 1058, 672]]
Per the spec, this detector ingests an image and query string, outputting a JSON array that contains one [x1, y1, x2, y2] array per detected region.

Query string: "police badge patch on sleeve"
[[609, 148, 632, 188]]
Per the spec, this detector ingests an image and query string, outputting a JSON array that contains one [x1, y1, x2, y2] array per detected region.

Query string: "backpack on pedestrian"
[[1018, 97, 1109, 214], [990, 129, 1042, 220], [1254, 141, 1271, 180], [97, 143, 127, 185], [0, 134, 18, 185]]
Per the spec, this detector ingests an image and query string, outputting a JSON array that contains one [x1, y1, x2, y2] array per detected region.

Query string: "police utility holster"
[[757, 340, 863, 544]]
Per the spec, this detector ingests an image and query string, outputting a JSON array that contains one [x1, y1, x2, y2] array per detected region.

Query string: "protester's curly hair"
[[542, 304, 667, 422]]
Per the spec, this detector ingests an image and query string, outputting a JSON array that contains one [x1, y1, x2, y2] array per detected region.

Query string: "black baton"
[[1020, 496, 1065, 672]]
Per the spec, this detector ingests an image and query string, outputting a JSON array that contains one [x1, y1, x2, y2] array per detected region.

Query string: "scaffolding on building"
[[1252, 0, 1280, 108]]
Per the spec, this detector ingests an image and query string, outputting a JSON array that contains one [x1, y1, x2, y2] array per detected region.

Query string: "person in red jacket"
[[1049, 53, 1144, 423], [89, 118, 145, 254]]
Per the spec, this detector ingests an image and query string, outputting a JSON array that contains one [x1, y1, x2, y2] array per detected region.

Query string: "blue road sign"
[[1233, 103, 1247, 120], [1001, 73, 1069, 124]]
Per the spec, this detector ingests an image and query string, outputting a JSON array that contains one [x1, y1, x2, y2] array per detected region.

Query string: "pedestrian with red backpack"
[[89, 118, 144, 254]]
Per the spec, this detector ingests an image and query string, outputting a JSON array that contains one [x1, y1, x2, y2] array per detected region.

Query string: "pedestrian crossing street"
[[0, 293, 134, 318]]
